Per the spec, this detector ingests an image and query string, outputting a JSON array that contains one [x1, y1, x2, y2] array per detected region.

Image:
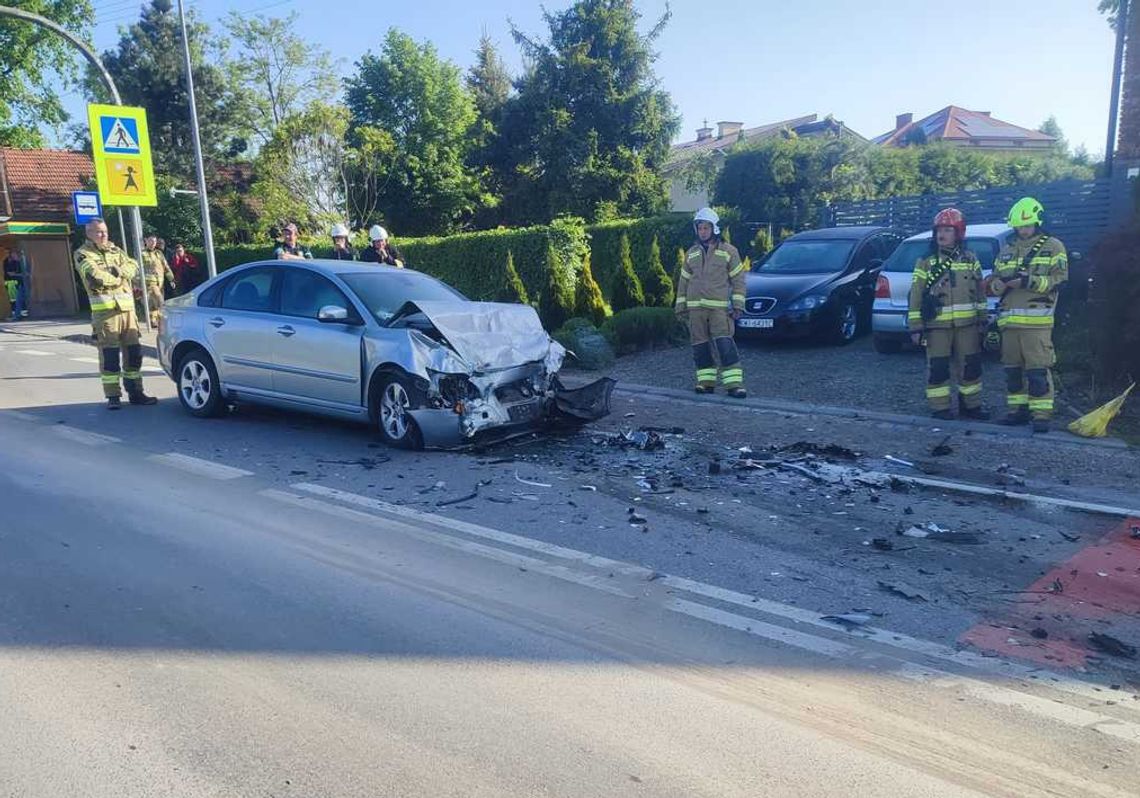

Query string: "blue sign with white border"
[[72, 191, 103, 225]]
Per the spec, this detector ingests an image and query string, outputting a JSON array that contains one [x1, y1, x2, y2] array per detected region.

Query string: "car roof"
[[903, 223, 1012, 241], [229, 259, 432, 279], [786, 226, 890, 241]]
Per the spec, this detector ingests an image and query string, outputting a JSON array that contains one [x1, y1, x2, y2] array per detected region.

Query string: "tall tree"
[[100, 0, 242, 179], [345, 28, 487, 235], [466, 34, 512, 224], [1037, 116, 1070, 156], [252, 101, 394, 233], [222, 12, 341, 147], [497, 0, 680, 224], [0, 0, 94, 147], [467, 34, 511, 123]]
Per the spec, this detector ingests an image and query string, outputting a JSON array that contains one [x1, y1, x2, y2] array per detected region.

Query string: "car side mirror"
[[318, 305, 351, 323]]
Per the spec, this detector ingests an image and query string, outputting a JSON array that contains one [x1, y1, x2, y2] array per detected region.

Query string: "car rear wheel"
[[873, 333, 904, 354], [831, 302, 859, 345], [176, 347, 225, 418], [375, 372, 424, 450]]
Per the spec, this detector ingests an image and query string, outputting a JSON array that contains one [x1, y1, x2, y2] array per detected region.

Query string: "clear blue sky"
[[70, 0, 1116, 155]]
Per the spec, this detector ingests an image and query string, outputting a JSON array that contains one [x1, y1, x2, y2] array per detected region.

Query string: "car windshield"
[[341, 271, 465, 324], [755, 240, 855, 274], [884, 237, 1002, 273]]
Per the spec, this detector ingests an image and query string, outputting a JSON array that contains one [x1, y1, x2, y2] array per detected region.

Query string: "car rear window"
[[884, 237, 1001, 273]]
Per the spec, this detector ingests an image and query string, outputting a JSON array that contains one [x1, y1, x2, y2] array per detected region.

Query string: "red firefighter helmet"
[[932, 207, 966, 242]]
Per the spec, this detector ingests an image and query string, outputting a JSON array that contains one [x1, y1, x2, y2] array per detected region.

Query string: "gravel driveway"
[[603, 334, 1023, 420]]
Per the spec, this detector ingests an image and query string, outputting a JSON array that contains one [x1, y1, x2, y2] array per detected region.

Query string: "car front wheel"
[[831, 301, 859, 345], [375, 372, 424, 450]]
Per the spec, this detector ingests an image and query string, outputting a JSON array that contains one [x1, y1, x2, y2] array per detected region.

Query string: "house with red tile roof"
[[666, 114, 865, 212], [0, 148, 96, 317], [873, 106, 1056, 152]]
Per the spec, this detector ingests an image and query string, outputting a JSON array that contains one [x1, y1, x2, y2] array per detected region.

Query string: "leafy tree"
[[1037, 116, 1070, 157], [466, 34, 512, 225], [252, 102, 394, 234], [222, 12, 341, 147], [610, 233, 645, 311], [498, 250, 530, 304], [0, 0, 93, 146], [467, 33, 511, 125], [100, 0, 242, 179], [750, 228, 773, 261], [346, 28, 487, 235], [498, 0, 680, 225], [641, 235, 673, 307], [574, 251, 608, 325]]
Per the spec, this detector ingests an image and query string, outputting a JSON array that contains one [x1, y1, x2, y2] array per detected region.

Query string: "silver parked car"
[[871, 223, 1011, 353], [157, 260, 613, 448]]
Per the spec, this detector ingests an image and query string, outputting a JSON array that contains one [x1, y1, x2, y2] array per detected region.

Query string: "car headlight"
[[787, 294, 828, 311]]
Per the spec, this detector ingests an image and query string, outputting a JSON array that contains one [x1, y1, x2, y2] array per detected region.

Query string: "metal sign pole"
[[176, 0, 217, 280]]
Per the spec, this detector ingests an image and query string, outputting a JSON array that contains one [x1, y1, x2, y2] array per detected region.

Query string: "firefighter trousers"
[[687, 308, 743, 389], [1001, 327, 1055, 421], [93, 308, 143, 399], [924, 326, 983, 412], [146, 283, 163, 327]]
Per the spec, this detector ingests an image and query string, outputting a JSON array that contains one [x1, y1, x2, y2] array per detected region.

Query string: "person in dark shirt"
[[360, 224, 404, 267], [275, 223, 312, 261], [4, 250, 28, 319]]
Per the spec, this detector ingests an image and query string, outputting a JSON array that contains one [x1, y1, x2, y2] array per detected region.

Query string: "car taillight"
[[875, 273, 891, 299]]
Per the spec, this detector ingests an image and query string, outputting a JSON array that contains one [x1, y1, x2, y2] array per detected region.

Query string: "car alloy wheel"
[[180, 358, 212, 410], [381, 381, 411, 441], [839, 303, 858, 341]]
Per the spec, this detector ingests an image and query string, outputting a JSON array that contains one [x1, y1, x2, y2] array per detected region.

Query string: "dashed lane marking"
[[51, 426, 120, 446], [14, 349, 54, 356], [147, 452, 253, 480]]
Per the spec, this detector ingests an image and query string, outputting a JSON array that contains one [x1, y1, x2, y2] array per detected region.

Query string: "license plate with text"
[[738, 318, 774, 329]]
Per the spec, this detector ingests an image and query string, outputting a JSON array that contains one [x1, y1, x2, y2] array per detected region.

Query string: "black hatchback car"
[[737, 226, 904, 344]]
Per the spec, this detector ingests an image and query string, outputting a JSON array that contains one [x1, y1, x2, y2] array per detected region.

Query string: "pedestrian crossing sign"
[[87, 103, 157, 207]]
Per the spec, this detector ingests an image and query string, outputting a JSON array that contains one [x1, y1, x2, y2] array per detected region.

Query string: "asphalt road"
[[2, 331, 1139, 797]]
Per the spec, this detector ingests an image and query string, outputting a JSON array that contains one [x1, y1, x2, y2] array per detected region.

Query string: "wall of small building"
[[0, 236, 79, 317]]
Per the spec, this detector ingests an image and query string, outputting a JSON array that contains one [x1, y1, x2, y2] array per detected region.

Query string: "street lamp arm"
[[0, 5, 121, 104]]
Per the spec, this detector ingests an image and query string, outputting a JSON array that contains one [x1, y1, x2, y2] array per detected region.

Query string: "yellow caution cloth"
[[1068, 383, 1135, 438]]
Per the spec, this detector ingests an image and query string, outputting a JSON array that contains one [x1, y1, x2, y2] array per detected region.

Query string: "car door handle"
[[208, 317, 225, 328], [276, 325, 295, 337]]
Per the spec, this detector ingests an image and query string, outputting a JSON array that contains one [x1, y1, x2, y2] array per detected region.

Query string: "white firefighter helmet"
[[330, 222, 350, 239], [368, 224, 389, 242], [693, 207, 720, 236]]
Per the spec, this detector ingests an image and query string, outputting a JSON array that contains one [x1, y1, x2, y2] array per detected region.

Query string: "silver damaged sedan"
[[157, 260, 614, 448]]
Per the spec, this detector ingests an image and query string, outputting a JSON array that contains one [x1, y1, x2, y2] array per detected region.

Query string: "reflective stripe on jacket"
[[74, 241, 138, 317], [988, 234, 1067, 330], [674, 240, 745, 312], [906, 248, 986, 331]]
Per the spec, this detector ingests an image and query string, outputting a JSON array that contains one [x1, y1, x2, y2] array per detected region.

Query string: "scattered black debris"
[[821, 613, 873, 629], [779, 441, 859, 461], [708, 460, 722, 476], [1048, 578, 1064, 594], [1031, 628, 1049, 640], [1058, 530, 1082, 543], [901, 524, 983, 545], [871, 538, 894, 551], [289, 470, 308, 476], [890, 478, 911, 493], [878, 580, 928, 602], [479, 457, 516, 465], [697, 507, 709, 515], [903, 506, 914, 515], [597, 429, 665, 451], [1088, 633, 1137, 660], [437, 480, 491, 507], [640, 426, 685, 435], [316, 456, 391, 469], [930, 436, 954, 457], [627, 508, 648, 525], [1131, 525, 1140, 540], [486, 496, 513, 504], [870, 495, 881, 504]]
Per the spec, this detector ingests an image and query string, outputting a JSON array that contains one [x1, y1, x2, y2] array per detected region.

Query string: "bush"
[[1088, 226, 1140, 396], [538, 242, 575, 330], [641, 236, 674, 307], [552, 318, 615, 370], [497, 250, 530, 304], [574, 252, 609, 326], [750, 227, 773, 261], [601, 306, 686, 354], [610, 234, 645, 312]]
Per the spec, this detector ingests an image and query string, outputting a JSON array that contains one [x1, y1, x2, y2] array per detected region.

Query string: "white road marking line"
[[69, 357, 100, 364], [289, 485, 1140, 736], [262, 489, 633, 598], [51, 426, 120, 446], [658, 574, 1120, 706], [292, 482, 653, 578], [665, 598, 856, 657], [147, 453, 253, 480], [14, 349, 53, 356], [896, 663, 1140, 745]]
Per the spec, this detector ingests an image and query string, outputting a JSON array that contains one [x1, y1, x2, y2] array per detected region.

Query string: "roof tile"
[[1, 148, 95, 223]]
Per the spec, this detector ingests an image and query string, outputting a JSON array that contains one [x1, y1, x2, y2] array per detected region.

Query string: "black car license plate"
[[508, 401, 540, 423]]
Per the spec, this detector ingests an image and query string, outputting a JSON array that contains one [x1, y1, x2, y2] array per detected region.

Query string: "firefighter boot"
[[959, 397, 990, 420], [107, 396, 122, 410], [1000, 408, 1030, 426]]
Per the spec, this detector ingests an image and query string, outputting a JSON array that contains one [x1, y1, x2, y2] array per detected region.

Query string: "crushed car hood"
[[394, 300, 564, 372]]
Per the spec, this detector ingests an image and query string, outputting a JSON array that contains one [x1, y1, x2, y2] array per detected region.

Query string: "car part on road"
[[1088, 632, 1137, 659], [878, 581, 929, 602], [930, 436, 954, 457]]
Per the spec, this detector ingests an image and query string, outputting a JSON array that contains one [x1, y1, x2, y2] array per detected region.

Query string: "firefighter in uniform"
[[141, 234, 175, 327], [74, 218, 158, 409], [988, 197, 1067, 434], [908, 208, 989, 421], [674, 207, 747, 398]]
